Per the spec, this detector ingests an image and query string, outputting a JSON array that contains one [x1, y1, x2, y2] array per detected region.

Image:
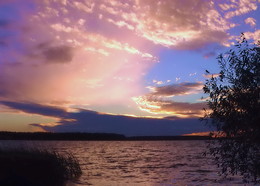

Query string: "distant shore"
[[0, 131, 212, 141]]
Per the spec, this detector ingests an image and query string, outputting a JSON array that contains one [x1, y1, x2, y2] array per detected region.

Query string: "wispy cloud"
[[133, 82, 205, 117], [99, 0, 235, 49], [245, 17, 257, 27], [147, 82, 203, 97], [221, 0, 258, 19], [133, 96, 205, 118], [244, 30, 260, 43]]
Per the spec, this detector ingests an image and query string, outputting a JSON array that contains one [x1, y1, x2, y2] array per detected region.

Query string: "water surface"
[[0, 140, 249, 185]]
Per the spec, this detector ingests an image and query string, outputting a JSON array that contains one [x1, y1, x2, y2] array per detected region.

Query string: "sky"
[[0, 0, 259, 136]]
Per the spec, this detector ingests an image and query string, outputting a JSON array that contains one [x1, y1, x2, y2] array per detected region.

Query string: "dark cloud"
[[42, 45, 74, 63], [0, 101, 212, 136], [163, 116, 180, 120], [33, 110, 211, 136], [152, 82, 203, 97], [36, 42, 50, 50], [0, 101, 67, 117], [159, 101, 206, 117]]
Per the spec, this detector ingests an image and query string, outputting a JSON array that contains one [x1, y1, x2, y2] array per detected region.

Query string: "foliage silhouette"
[[203, 35, 260, 183], [0, 147, 82, 186]]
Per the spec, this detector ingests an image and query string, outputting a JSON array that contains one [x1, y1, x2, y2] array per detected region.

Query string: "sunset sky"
[[0, 0, 259, 136]]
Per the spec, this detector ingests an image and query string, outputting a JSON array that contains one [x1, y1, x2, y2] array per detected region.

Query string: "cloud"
[[148, 82, 204, 97], [222, 0, 258, 19], [0, 0, 156, 107], [0, 101, 67, 117], [38, 114, 210, 136], [42, 45, 74, 63], [1, 0, 257, 54], [133, 82, 205, 117], [244, 30, 260, 43], [99, 0, 233, 49], [0, 0, 257, 124], [203, 73, 220, 79], [157, 101, 206, 117], [0, 101, 212, 136], [245, 17, 256, 27], [133, 96, 205, 118], [152, 80, 164, 85], [98, 0, 258, 50], [72, 1, 95, 13], [33, 112, 211, 136]]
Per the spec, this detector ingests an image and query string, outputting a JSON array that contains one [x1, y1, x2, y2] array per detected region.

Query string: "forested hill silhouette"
[[0, 132, 212, 141]]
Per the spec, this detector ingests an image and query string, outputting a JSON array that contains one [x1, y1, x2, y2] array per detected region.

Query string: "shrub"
[[203, 35, 260, 183]]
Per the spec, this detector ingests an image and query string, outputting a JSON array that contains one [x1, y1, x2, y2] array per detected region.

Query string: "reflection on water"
[[0, 140, 249, 185]]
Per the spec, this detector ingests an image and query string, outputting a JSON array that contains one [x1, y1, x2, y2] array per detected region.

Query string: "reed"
[[0, 147, 82, 186]]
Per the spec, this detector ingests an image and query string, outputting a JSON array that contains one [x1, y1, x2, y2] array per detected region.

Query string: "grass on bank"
[[0, 148, 82, 186]]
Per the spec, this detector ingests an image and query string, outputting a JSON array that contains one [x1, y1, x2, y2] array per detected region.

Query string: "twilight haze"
[[0, 0, 259, 136]]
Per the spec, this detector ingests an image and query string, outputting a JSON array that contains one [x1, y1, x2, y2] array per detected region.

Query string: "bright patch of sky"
[[0, 0, 259, 135]]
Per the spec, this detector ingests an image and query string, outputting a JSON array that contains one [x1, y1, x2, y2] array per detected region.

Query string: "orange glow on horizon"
[[183, 132, 211, 136]]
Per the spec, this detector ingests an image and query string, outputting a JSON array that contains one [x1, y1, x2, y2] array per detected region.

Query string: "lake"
[[0, 140, 250, 185]]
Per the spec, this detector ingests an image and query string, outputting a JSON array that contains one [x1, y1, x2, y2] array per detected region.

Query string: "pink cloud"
[[222, 0, 258, 19], [0, 0, 156, 110], [97, 0, 240, 49], [119, 1, 232, 48], [203, 73, 220, 79], [133, 96, 206, 118], [244, 30, 260, 43], [133, 82, 205, 118], [245, 17, 257, 27]]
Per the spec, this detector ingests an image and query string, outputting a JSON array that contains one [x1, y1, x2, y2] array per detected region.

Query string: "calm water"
[[0, 140, 251, 185]]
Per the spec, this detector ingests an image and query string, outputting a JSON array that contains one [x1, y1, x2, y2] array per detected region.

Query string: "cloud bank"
[[0, 101, 211, 136]]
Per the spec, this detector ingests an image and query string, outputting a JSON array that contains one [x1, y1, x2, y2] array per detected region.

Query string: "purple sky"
[[0, 0, 259, 135]]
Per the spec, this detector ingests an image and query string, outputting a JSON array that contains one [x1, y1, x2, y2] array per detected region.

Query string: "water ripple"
[[0, 140, 251, 185]]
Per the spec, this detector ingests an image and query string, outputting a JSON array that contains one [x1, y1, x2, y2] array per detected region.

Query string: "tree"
[[203, 35, 260, 183]]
